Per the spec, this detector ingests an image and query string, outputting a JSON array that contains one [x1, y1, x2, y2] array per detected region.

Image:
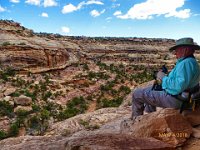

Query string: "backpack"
[[175, 84, 200, 113]]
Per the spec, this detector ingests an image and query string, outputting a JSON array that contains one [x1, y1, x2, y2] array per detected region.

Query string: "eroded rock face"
[[120, 108, 192, 146], [0, 134, 175, 150], [0, 20, 79, 73], [0, 45, 72, 73], [0, 20, 179, 73], [46, 107, 132, 136], [66, 133, 175, 150], [0, 136, 67, 150]]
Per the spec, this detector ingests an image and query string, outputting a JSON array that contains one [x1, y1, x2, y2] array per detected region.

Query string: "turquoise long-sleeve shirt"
[[162, 56, 200, 95]]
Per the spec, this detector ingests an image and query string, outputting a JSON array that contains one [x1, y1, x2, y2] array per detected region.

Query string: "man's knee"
[[132, 88, 143, 101]]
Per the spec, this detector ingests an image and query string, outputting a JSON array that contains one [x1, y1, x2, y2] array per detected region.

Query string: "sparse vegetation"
[[0, 22, 174, 141], [0, 67, 16, 81], [8, 121, 20, 137], [0, 100, 14, 117], [79, 119, 100, 130], [0, 130, 7, 140], [2, 42, 11, 46], [57, 96, 88, 121], [18, 42, 26, 45], [97, 97, 123, 108]]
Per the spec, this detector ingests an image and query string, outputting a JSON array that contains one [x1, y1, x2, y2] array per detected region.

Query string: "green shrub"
[[131, 70, 153, 84], [0, 100, 14, 117], [39, 81, 47, 92], [2, 42, 11, 46], [42, 91, 52, 101], [119, 85, 131, 95], [10, 91, 20, 97], [79, 119, 89, 127], [100, 81, 114, 91], [98, 97, 123, 108], [40, 109, 50, 121], [96, 62, 109, 70], [24, 90, 37, 101], [8, 121, 20, 137], [79, 119, 100, 130], [0, 130, 7, 140], [32, 104, 40, 112], [83, 63, 89, 70], [28, 110, 50, 135], [15, 109, 30, 126], [57, 96, 88, 121], [29, 115, 40, 129], [0, 67, 16, 81], [12, 77, 26, 87], [43, 102, 61, 118], [18, 42, 26, 45]]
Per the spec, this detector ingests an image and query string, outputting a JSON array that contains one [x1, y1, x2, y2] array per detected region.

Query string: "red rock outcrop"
[[120, 108, 192, 146], [0, 134, 175, 150], [0, 20, 79, 73], [66, 134, 175, 150]]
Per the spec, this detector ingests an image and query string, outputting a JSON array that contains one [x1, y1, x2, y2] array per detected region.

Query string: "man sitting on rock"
[[131, 37, 200, 119]]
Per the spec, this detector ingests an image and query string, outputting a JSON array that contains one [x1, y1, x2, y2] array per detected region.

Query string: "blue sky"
[[1, 0, 200, 44]]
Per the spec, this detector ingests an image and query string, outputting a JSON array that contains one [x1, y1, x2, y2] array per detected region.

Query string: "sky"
[[1, 0, 200, 44]]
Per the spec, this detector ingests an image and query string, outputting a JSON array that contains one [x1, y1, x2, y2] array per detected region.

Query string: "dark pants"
[[132, 86, 182, 117]]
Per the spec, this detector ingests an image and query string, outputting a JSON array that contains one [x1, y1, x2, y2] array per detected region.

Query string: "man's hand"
[[156, 71, 166, 81]]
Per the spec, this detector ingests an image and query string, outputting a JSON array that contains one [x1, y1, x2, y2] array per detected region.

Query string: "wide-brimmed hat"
[[169, 37, 200, 52]]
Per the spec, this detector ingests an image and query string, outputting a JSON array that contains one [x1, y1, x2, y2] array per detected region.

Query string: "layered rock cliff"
[[0, 20, 177, 73], [0, 20, 79, 73]]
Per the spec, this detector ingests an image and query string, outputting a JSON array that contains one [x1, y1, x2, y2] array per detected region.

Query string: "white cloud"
[[43, 0, 57, 7], [41, 12, 48, 17], [90, 10, 100, 17], [165, 9, 190, 19], [62, 3, 77, 14], [25, 0, 41, 6], [84, 0, 104, 5], [61, 26, 70, 34], [0, 5, 6, 12], [106, 17, 112, 22], [113, 10, 122, 16], [90, 9, 105, 17], [77, 0, 103, 9], [116, 0, 190, 20], [106, 17, 112, 20], [10, 0, 20, 3], [112, 3, 120, 8], [62, 0, 104, 14]]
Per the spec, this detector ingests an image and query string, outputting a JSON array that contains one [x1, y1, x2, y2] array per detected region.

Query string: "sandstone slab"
[[66, 133, 175, 150], [0, 117, 10, 132], [0, 134, 175, 150], [14, 95, 32, 106], [14, 106, 32, 113], [120, 108, 192, 146], [3, 88, 16, 96]]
